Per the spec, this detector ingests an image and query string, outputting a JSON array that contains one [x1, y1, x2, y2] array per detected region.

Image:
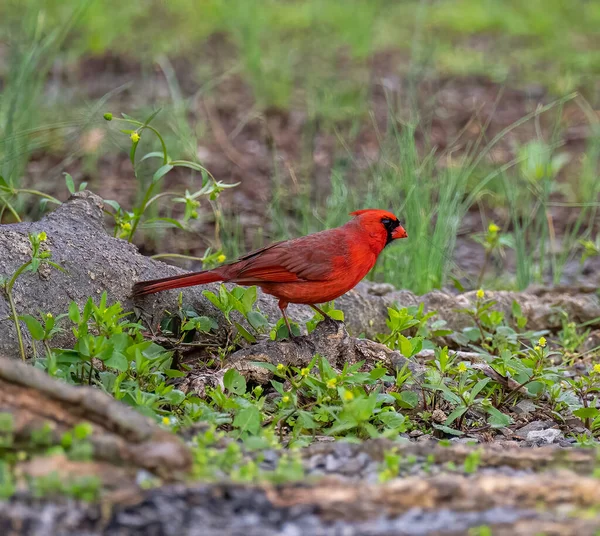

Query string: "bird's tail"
[[132, 270, 225, 296]]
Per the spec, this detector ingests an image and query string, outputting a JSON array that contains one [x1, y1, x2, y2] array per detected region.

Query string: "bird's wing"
[[232, 230, 347, 283]]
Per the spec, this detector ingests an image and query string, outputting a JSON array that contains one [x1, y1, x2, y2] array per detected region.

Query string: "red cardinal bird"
[[132, 209, 407, 335]]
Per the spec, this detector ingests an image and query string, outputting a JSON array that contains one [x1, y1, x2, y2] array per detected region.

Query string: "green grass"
[[2, 0, 600, 293]]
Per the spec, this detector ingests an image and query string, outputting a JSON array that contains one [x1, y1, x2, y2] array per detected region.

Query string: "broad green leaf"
[[247, 311, 269, 331], [398, 334, 412, 357], [377, 410, 405, 429], [224, 369, 247, 395], [19, 315, 44, 340], [573, 407, 600, 420], [233, 405, 261, 435], [103, 351, 128, 372]]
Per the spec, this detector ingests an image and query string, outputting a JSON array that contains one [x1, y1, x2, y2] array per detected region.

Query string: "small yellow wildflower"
[[476, 289, 485, 300], [326, 378, 337, 389], [38, 231, 47, 242], [217, 254, 226, 263], [457, 362, 467, 373], [276, 363, 285, 372], [343, 390, 354, 401], [488, 223, 500, 233], [538, 336, 547, 348], [282, 395, 290, 403], [534, 345, 541, 352], [593, 364, 600, 375], [130, 132, 140, 143], [122, 222, 132, 231], [161, 417, 170, 425], [300, 367, 310, 377]]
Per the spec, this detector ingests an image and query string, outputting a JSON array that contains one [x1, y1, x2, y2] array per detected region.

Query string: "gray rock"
[[526, 429, 562, 445], [513, 400, 537, 416], [514, 420, 556, 440]]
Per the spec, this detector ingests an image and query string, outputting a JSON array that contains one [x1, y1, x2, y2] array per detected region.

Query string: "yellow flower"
[[282, 395, 290, 403], [38, 231, 47, 242], [130, 132, 140, 143], [476, 289, 485, 300], [457, 362, 467, 373], [46, 312, 53, 319], [538, 337, 547, 348], [593, 364, 600, 375], [343, 390, 354, 401], [534, 345, 541, 352], [122, 222, 132, 231], [300, 367, 309, 377], [326, 378, 337, 389], [161, 417, 170, 425], [217, 254, 226, 263], [488, 223, 500, 233], [276, 363, 285, 371]]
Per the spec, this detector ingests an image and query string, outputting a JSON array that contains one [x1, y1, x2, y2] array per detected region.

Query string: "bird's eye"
[[381, 218, 391, 225]]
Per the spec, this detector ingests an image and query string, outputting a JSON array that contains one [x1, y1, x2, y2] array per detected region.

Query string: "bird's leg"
[[309, 304, 343, 327], [278, 300, 296, 339], [309, 304, 332, 320]]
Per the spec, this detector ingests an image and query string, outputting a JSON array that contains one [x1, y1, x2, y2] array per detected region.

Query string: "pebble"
[[514, 420, 556, 440], [513, 400, 536, 415], [526, 428, 562, 445]]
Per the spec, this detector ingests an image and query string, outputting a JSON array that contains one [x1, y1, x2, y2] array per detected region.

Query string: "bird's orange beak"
[[392, 225, 408, 240]]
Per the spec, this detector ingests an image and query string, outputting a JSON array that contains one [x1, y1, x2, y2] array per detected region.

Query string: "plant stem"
[[5, 287, 26, 361]]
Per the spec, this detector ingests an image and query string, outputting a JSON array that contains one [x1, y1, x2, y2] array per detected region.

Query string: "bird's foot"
[[317, 315, 345, 329]]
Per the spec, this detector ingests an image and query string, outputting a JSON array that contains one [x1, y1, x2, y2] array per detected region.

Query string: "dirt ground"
[[16, 44, 600, 285]]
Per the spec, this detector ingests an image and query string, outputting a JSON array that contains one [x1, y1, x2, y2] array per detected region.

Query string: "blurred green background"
[[0, 0, 599, 293]]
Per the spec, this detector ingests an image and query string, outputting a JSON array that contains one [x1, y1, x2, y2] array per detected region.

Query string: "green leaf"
[[164, 369, 186, 378], [432, 423, 464, 436], [486, 406, 512, 428], [573, 407, 600, 420], [152, 164, 174, 183], [247, 311, 269, 331], [377, 410, 405, 429], [369, 367, 387, 380], [234, 322, 257, 343], [103, 351, 129, 372], [64, 173, 75, 194], [445, 405, 468, 426], [163, 389, 185, 405], [241, 286, 257, 314], [142, 217, 184, 230], [393, 390, 418, 409], [233, 405, 261, 435], [19, 315, 45, 340], [398, 334, 412, 357], [224, 369, 247, 395], [139, 151, 167, 163], [470, 378, 490, 400], [130, 139, 140, 165], [143, 108, 162, 127]]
